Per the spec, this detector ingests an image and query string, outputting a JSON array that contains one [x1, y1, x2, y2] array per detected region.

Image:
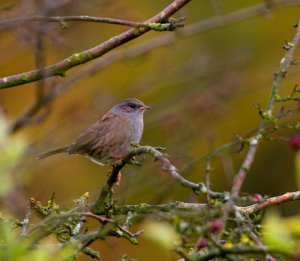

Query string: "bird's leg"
[[107, 169, 122, 186], [116, 171, 122, 186], [110, 154, 123, 160], [153, 146, 167, 152], [110, 153, 141, 166], [107, 154, 125, 186]]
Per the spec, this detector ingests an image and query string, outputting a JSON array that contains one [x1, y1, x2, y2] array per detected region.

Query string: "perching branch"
[[0, 0, 190, 89], [92, 144, 300, 215], [92, 145, 207, 213]]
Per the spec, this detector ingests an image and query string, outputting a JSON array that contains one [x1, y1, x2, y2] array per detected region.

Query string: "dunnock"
[[37, 98, 150, 165]]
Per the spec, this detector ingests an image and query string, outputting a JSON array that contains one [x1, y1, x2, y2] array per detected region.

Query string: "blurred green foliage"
[[0, 221, 78, 261], [296, 151, 300, 190], [262, 209, 294, 254], [0, 115, 80, 260], [142, 221, 181, 250], [0, 114, 26, 198]]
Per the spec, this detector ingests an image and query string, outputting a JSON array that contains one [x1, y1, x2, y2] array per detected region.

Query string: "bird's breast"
[[128, 114, 144, 143]]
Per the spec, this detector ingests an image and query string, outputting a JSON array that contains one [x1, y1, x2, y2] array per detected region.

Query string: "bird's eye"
[[128, 104, 136, 109]]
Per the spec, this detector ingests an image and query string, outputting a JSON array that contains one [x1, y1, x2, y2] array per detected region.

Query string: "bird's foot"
[[130, 142, 140, 148], [153, 146, 167, 152], [126, 156, 143, 166]]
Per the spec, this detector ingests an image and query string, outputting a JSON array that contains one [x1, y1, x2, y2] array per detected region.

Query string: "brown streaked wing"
[[68, 129, 98, 154], [67, 112, 120, 155]]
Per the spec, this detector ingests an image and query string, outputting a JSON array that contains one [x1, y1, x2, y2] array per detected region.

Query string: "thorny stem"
[[231, 20, 300, 198], [24, 189, 300, 259], [237, 191, 300, 214]]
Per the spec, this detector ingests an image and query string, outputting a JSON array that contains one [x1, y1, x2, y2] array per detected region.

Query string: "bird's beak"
[[141, 105, 151, 111], [142, 105, 151, 111]]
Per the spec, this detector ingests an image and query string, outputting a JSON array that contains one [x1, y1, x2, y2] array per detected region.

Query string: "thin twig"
[[20, 208, 31, 236], [117, 225, 143, 238], [205, 161, 211, 203], [82, 212, 113, 223], [0, 15, 185, 31]]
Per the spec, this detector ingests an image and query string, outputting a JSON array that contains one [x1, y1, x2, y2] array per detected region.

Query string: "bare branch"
[[0, 15, 185, 31], [237, 191, 300, 214], [0, 0, 190, 89]]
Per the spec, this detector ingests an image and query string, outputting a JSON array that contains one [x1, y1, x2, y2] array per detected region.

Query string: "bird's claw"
[[153, 146, 167, 152], [130, 142, 140, 148]]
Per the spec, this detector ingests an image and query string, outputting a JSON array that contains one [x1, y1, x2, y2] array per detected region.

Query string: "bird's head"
[[112, 98, 151, 115]]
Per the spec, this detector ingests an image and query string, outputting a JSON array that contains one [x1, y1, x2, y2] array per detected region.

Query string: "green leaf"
[[142, 221, 181, 250], [0, 115, 26, 197], [285, 215, 300, 236], [262, 209, 294, 254]]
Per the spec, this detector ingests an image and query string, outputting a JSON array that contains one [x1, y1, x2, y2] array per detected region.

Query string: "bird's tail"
[[36, 146, 69, 160]]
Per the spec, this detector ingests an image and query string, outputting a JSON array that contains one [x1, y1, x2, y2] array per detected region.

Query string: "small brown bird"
[[37, 98, 151, 165]]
